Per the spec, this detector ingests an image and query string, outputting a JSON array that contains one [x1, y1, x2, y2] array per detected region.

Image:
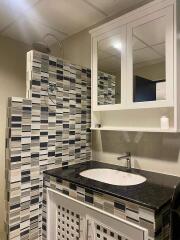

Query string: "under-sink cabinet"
[[90, 0, 180, 132], [47, 189, 148, 240], [43, 171, 173, 240]]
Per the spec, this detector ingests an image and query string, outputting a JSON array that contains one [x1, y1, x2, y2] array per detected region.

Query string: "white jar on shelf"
[[160, 116, 169, 130]]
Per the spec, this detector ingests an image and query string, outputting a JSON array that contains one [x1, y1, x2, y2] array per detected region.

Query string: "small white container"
[[160, 116, 169, 129]]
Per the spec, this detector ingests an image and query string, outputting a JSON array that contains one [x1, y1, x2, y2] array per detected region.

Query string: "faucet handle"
[[117, 152, 131, 160]]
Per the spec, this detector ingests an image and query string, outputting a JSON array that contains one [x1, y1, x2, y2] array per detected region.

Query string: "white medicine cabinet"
[[90, 0, 180, 132]]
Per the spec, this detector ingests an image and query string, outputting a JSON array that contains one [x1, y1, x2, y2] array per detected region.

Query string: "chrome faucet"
[[117, 152, 131, 170]]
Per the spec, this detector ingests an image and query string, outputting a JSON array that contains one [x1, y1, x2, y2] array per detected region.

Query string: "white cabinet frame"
[[92, 4, 174, 111], [126, 5, 174, 109], [92, 26, 127, 111], [90, 0, 180, 132]]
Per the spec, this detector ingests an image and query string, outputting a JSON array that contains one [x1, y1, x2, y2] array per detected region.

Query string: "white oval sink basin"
[[80, 168, 146, 186]]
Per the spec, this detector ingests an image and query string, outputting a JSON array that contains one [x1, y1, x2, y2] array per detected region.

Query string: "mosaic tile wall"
[[43, 174, 171, 240], [5, 50, 91, 240], [97, 72, 116, 105]]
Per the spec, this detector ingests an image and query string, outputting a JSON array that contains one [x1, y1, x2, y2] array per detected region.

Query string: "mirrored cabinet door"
[[127, 6, 174, 107], [93, 26, 126, 110]]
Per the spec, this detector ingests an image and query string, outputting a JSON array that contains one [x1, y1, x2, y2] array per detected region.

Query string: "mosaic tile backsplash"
[[5, 50, 91, 240]]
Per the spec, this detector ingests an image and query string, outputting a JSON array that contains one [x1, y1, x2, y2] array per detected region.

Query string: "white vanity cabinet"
[[90, 0, 180, 132], [47, 189, 148, 240]]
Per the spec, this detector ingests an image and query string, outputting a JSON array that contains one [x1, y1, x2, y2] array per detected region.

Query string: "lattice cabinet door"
[[47, 189, 86, 240], [86, 216, 147, 240], [86, 209, 148, 240]]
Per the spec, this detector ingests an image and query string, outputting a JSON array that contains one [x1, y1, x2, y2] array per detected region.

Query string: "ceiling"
[[0, 0, 150, 46]]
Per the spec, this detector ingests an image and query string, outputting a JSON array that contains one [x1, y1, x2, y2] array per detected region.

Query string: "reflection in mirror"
[[133, 16, 166, 102], [97, 34, 122, 105]]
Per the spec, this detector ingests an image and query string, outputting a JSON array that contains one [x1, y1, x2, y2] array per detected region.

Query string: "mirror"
[[97, 34, 122, 105], [133, 16, 166, 102]]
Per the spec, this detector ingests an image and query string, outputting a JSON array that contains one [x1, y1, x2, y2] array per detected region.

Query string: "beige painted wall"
[[52, 29, 180, 177], [51, 29, 91, 69], [93, 131, 180, 176], [0, 35, 28, 235]]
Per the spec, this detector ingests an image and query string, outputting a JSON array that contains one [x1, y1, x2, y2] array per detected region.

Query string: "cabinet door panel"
[[86, 209, 148, 240], [92, 26, 126, 111], [127, 5, 174, 108], [47, 189, 86, 240]]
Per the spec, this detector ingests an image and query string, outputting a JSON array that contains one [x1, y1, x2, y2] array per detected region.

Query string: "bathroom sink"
[[80, 168, 146, 186]]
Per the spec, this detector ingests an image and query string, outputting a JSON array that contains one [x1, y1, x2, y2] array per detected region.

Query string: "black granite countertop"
[[44, 161, 180, 213]]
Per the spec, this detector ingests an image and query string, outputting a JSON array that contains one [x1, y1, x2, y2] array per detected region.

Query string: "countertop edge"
[[43, 171, 172, 213]]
